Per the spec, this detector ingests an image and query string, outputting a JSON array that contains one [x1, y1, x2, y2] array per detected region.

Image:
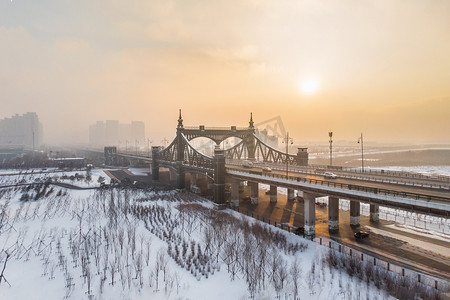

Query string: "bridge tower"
[[176, 109, 186, 189], [245, 113, 256, 160], [104, 146, 117, 166], [151, 146, 160, 181], [213, 145, 226, 204]]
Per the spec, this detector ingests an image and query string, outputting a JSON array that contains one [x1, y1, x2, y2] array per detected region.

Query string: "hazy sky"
[[1, 0, 449, 145]]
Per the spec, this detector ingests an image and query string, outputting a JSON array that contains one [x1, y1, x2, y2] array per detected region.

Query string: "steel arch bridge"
[[150, 110, 308, 203]]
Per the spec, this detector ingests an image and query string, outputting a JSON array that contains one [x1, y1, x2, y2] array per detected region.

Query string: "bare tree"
[[290, 257, 302, 300]]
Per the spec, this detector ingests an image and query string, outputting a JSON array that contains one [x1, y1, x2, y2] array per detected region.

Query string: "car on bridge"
[[323, 172, 337, 179], [262, 166, 272, 172], [242, 160, 253, 168], [354, 231, 369, 240]]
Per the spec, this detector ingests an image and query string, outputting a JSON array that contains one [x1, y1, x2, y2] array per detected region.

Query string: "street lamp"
[[357, 133, 364, 172], [147, 138, 153, 156], [282, 132, 293, 177], [329, 131, 333, 167]]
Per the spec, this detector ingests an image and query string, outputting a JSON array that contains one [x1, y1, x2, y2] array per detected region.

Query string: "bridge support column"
[[151, 146, 159, 181], [231, 179, 240, 207], [287, 188, 295, 201], [176, 163, 185, 189], [328, 196, 339, 232], [350, 200, 360, 227], [250, 182, 258, 204], [370, 204, 380, 223], [213, 146, 226, 205], [190, 173, 197, 190], [169, 169, 176, 183], [269, 185, 277, 203], [304, 192, 316, 238]]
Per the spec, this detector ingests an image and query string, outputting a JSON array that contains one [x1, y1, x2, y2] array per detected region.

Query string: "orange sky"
[[1, 0, 449, 145]]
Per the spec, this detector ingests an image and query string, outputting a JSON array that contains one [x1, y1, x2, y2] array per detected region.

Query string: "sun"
[[300, 79, 319, 95]]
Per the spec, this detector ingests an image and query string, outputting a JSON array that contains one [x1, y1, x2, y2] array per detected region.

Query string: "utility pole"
[[328, 131, 333, 167], [282, 132, 293, 177], [357, 133, 364, 172]]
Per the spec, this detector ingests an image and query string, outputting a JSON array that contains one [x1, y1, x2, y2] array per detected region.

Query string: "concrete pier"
[[304, 192, 316, 237], [350, 200, 360, 227], [328, 196, 339, 232], [269, 185, 277, 203]]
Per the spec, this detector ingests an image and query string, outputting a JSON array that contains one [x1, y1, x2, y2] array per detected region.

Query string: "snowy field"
[[0, 169, 109, 188], [0, 182, 392, 299], [369, 166, 450, 178]]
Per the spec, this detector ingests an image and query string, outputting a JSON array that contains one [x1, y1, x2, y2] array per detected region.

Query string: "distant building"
[[0, 112, 43, 149], [89, 120, 145, 147]]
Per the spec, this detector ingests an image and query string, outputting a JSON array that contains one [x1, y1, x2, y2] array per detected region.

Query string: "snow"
[[369, 166, 450, 177], [366, 226, 450, 258], [128, 168, 150, 176], [0, 173, 388, 299], [0, 169, 109, 188], [384, 223, 450, 243]]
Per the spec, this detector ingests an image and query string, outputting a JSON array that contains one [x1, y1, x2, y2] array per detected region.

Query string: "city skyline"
[[0, 1, 449, 145]]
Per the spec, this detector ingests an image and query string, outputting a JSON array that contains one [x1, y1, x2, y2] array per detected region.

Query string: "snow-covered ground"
[[369, 166, 450, 178], [128, 168, 150, 176], [0, 176, 390, 299], [0, 169, 109, 188]]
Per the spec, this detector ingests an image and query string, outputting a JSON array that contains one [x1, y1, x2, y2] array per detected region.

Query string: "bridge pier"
[[328, 196, 339, 232], [287, 188, 295, 201], [350, 200, 361, 227], [231, 179, 240, 207], [269, 185, 277, 203], [304, 192, 316, 238], [176, 164, 185, 189], [190, 173, 197, 190], [250, 182, 259, 204], [370, 204, 380, 223], [151, 146, 159, 181], [169, 169, 176, 183], [213, 146, 226, 204]]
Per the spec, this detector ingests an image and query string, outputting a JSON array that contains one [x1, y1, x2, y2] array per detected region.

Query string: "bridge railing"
[[183, 126, 249, 131], [305, 163, 450, 182], [226, 168, 450, 204]]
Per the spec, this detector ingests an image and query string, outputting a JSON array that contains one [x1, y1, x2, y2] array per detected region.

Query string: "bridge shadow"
[[279, 197, 294, 224], [292, 199, 304, 228]]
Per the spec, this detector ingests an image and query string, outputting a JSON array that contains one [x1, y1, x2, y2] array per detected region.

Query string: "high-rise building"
[[89, 120, 145, 147], [0, 112, 43, 149]]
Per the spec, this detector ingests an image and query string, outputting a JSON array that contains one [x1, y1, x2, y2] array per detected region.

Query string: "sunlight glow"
[[300, 79, 319, 95]]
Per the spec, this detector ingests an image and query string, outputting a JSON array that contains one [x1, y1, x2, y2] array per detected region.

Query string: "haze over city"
[[1, 0, 449, 145]]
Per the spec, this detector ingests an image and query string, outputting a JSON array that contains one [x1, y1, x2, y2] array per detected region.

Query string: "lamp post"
[[328, 131, 333, 167], [147, 138, 153, 156], [357, 133, 364, 172], [282, 132, 293, 177]]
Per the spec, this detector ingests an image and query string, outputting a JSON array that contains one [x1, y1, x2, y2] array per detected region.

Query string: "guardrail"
[[306, 163, 450, 182], [226, 168, 450, 204]]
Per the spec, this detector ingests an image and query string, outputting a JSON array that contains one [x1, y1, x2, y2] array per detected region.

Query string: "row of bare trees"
[[325, 248, 439, 299]]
